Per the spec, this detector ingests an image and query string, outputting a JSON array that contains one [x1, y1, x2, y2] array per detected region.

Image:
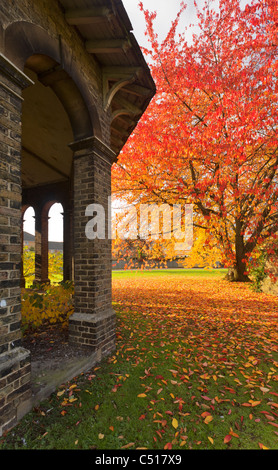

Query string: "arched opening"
[[22, 64, 74, 189], [48, 202, 63, 285], [4, 21, 98, 141], [21, 60, 74, 291], [19, 52, 87, 388]]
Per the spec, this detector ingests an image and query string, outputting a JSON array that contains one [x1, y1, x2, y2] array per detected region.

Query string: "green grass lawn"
[[1, 268, 278, 451], [112, 268, 228, 279]]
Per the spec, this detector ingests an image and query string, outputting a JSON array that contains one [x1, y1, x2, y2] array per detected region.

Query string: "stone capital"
[[69, 136, 116, 165], [0, 53, 34, 91]]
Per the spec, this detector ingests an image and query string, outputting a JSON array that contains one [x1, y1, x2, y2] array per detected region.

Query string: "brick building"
[[0, 0, 155, 435]]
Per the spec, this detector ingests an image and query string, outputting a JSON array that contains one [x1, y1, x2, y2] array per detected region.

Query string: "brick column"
[[63, 207, 73, 282], [34, 210, 50, 286], [20, 212, 25, 288], [68, 136, 116, 358], [0, 54, 33, 436]]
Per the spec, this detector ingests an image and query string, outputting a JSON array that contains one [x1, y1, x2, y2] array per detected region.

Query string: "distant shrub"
[[249, 250, 268, 292], [23, 246, 63, 286], [249, 240, 278, 292]]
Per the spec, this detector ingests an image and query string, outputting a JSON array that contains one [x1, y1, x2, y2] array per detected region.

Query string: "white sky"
[[122, 0, 197, 47], [23, 204, 64, 242]]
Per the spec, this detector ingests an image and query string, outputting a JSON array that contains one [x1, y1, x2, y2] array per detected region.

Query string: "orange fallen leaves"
[[111, 274, 278, 449], [204, 415, 213, 425]]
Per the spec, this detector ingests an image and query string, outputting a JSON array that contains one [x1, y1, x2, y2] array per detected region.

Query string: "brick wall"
[[0, 348, 31, 435], [0, 54, 33, 436], [0, 55, 32, 355]]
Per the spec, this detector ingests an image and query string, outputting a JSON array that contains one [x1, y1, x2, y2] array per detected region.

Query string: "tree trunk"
[[224, 218, 251, 282], [225, 264, 251, 282]]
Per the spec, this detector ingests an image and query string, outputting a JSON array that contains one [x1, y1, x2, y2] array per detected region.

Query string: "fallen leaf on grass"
[[224, 434, 232, 444], [249, 400, 261, 407], [265, 414, 275, 421], [204, 415, 213, 424], [268, 422, 278, 428], [69, 397, 77, 403], [172, 418, 178, 429], [267, 402, 278, 408], [260, 387, 270, 394], [121, 443, 135, 449], [164, 442, 172, 449]]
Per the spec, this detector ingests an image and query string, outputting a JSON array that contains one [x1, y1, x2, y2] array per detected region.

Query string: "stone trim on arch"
[[4, 20, 103, 141], [0, 52, 33, 97]]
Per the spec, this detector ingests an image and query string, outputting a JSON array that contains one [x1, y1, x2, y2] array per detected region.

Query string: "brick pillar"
[[20, 212, 25, 288], [68, 136, 116, 358], [34, 210, 50, 286], [63, 207, 73, 282], [0, 53, 33, 436]]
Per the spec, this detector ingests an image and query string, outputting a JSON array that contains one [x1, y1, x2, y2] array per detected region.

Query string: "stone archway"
[[0, 34, 115, 433], [0, 0, 155, 436], [4, 21, 101, 141]]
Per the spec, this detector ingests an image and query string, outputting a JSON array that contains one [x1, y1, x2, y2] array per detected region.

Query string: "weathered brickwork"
[[0, 348, 31, 436], [0, 57, 31, 355], [69, 310, 116, 356], [0, 55, 33, 437]]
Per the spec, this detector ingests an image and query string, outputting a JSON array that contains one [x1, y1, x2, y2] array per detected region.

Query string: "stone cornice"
[[69, 136, 116, 165], [0, 53, 34, 89]]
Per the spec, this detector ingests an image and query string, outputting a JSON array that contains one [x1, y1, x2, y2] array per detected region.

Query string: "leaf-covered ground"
[[1, 270, 278, 450], [111, 272, 278, 449]]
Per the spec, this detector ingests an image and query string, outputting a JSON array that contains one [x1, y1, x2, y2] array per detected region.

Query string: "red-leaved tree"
[[112, 0, 278, 281]]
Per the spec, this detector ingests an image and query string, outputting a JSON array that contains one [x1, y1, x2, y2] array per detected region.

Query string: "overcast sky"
[[122, 0, 197, 48]]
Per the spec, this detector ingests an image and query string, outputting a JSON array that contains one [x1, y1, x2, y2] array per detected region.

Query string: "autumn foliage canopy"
[[112, 0, 278, 280]]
